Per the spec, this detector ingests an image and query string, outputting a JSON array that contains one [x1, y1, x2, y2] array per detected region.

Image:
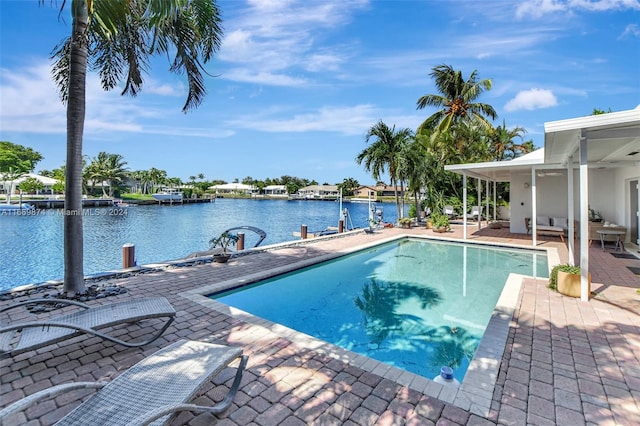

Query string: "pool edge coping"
[[180, 234, 558, 418]]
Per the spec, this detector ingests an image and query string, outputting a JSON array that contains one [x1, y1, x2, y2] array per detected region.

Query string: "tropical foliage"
[[84, 152, 129, 197], [0, 142, 43, 203], [416, 64, 497, 135], [356, 121, 414, 219]]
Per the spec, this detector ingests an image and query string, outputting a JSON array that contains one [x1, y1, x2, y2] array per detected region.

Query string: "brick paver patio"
[[1, 224, 639, 425]]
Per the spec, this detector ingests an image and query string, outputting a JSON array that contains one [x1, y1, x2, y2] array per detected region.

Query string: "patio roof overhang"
[[544, 106, 640, 167], [445, 105, 640, 181]]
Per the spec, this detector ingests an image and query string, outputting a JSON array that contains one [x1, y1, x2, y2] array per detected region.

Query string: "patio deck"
[[1, 224, 639, 425]]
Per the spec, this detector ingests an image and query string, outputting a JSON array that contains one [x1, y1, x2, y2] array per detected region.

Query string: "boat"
[[348, 197, 374, 203], [152, 188, 183, 202], [0, 203, 36, 215], [113, 199, 132, 207]]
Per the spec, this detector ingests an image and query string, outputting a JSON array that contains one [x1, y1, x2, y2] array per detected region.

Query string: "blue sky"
[[1, 0, 639, 185]]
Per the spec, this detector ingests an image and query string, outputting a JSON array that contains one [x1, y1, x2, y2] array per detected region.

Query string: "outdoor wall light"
[[524, 182, 530, 189]]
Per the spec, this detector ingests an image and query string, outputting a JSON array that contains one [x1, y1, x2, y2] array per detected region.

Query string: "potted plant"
[[548, 263, 591, 298], [488, 220, 502, 229], [209, 231, 239, 263], [398, 217, 412, 229], [430, 212, 450, 233], [588, 207, 603, 222]]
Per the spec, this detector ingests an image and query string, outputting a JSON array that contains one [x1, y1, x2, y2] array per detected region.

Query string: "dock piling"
[[122, 243, 135, 268]]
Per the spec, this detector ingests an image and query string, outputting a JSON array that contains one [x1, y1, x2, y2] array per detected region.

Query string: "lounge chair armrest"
[[0, 298, 91, 314], [135, 355, 248, 425], [0, 320, 99, 335], [0, 382, 106, 420]]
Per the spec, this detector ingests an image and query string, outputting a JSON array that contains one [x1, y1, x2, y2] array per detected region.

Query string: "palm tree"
[[398, 139, 429, 218], [487, 120, 534, 161], [416, 64, 497, 135], [102, 153, 128, 196], [148, 167, 168, 193], [46, 0, 223, 295], [356, 121, 413, 219]]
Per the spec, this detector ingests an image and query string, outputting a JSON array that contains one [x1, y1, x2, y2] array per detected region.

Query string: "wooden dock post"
[[301, 225, 308, 239], [338, 220, 344, 233], [237, 232, 245, 251], [122, 243, 135, 268]]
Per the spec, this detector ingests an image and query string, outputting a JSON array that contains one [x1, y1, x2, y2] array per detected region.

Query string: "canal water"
[[0, 199, 402, 291]]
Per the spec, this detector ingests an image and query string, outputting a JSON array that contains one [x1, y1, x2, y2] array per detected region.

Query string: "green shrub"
[[430, 212, 450, 230]]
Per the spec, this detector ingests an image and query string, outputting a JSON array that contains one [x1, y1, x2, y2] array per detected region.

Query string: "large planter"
[[213, 254, 231, 263], [432, 227, 448, 233], [557, 270, 591, 298]]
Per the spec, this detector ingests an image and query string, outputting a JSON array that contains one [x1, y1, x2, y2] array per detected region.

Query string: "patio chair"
[[0, 297, 176, 357], [0, 339, 248, 425], [443, 205, 456, 219], [465, 206, 483, 221]]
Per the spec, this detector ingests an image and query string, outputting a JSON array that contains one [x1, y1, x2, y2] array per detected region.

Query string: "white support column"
[[532, 169, 537, 246], [477, 179, 482, 231], [579, 135, 590, 302], [493, 181, 497, 221], [463, 173, 468, 239], [485, 179, 490, 226], [567, 156, 575, 265]]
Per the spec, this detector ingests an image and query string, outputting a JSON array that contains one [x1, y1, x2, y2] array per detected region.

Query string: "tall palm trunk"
[[63, 0, 89, 296], [392, 177, 401, 219]]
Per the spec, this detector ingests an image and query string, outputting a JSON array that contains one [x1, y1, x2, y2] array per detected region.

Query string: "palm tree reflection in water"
[[354, 278, 477, 371]]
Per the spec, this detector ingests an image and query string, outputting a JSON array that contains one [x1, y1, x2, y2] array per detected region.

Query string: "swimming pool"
[[211, 238, 548, 382]]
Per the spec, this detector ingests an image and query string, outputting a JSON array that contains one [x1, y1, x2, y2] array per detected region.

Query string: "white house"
[[263, 185, 288, 197], [209, 183, 259, 195], [296, 185, 340, 200], [445, 105, 640, 301], [1, 173, 59, 196]]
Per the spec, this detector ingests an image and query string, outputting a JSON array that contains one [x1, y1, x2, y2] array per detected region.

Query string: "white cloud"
[[0, 62, 229, 139], [228, 104, 379, 135], [516, 0, 640, 19], [222, 68, 308, 86], [619, 23, 640, 39], [504, 88, 558, 111], [218, 0, 368, 86]]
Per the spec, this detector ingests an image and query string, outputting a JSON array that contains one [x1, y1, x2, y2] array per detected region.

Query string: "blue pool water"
[[212, 238, 548, 382], [0, 199, 401, 291]]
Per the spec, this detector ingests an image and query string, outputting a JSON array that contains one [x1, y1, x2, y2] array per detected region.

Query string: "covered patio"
[[446, 106, 640, 301]]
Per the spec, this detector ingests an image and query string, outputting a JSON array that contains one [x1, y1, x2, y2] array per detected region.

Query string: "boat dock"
[[27, 199, 115, 209], [23, 197, 215, 209]]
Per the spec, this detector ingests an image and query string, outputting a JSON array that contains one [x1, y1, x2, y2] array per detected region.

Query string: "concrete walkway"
[[1, 225, 639, 425]]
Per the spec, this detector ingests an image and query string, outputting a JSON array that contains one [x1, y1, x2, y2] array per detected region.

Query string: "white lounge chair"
[[443, 205, 456, 219], [465, 206, 483, 221], [0, 339, 248, 425], [0, 297, 176, 357]]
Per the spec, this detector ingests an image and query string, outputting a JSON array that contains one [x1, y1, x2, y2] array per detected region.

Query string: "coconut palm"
[[356, 121, 414, 219], [45, 0, 223, 295], [416, 64, 497, 135]]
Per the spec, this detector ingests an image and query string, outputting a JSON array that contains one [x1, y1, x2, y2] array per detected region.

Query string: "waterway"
[[0, 199, 402, 291]]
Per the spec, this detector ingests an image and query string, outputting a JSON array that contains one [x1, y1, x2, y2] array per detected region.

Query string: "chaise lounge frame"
[[0, 339, 248, 425], [0, 296, 176, 357]]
